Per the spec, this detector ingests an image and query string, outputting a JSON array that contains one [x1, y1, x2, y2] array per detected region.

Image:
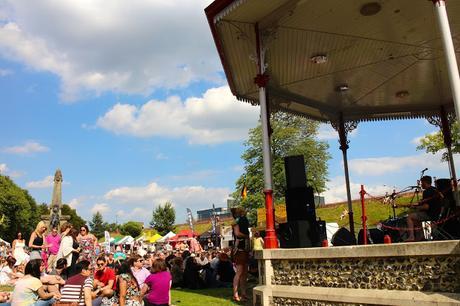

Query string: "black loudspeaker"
[[284, 155, 307, 189], [278, 220, 320, 248], [331, 227, 356, 246], [317, 220, 327, 242], [285, 186, 316, 222], [357, 228, 384, 245]]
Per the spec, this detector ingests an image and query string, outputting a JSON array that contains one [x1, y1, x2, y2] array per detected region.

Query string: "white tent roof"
[[115, 236, 134, 245], [157, 231, 176, 243]]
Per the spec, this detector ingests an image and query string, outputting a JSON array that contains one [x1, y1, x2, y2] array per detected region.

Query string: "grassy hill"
[[174, 217, 234, 235], [316, 194, 413, 229]]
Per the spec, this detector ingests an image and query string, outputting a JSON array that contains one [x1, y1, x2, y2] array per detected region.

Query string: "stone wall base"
[[253, 285, 460, 306]]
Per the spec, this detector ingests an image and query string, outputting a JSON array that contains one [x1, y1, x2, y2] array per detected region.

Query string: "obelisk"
[[42, 169, 70, 230], [49, 169, 62, 230]]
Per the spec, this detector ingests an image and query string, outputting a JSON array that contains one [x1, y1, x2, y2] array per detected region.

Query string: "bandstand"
[[205, 0, 460, 305]]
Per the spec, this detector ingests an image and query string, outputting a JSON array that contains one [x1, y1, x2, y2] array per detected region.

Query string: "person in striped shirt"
[[58, 260, 94, 306]]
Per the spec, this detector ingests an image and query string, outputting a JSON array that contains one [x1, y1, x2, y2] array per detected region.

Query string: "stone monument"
[[42, 169, 70, 230]]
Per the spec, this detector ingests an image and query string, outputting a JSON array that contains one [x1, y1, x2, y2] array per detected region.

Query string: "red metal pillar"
[[360, 185, 367, 245], [263, 190, 277, 248], [255, 23, 277, 248]]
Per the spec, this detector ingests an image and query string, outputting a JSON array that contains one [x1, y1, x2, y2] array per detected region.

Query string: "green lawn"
[[1, 285, 245, 306], [171, 288, 243, 306]]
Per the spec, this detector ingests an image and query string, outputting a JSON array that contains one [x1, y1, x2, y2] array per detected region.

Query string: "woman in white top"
[[12, 232, 28, 265], [0, 256, 18, 285], [57, 224, 79, 267]]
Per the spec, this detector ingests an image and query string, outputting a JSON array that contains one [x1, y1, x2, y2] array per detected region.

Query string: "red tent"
[[167, 229, 197, 242]]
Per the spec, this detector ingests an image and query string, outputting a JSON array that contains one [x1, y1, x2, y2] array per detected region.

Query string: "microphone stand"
[[390, 190, 397, 219]]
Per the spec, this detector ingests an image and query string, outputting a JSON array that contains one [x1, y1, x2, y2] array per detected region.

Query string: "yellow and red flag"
[[241, 183, 247, 200]]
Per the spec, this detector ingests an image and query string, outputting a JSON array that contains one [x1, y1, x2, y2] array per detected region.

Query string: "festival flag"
[[104, 231, 111, 253], [186, 208, 194, 232], [211, 203, 217, 234], [241, 183, 247, 200]]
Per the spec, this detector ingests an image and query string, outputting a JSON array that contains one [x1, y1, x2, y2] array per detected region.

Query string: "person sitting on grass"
[[0, 292, 11, 305], [183, 253, 204, 290], [102, 260, 142, 306], [93, 256, 116, 306], [0, 256, 20, 285], [41, 258, 68, 294], [169, 257, 184, 288], [10, 259, 61, 306], [59, 260, 94, 306], [142, 259, 171, 306], [129, 255, 150, 290]]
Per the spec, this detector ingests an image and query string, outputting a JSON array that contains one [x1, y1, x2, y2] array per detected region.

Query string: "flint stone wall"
[[271, 256, 460, 292], [253, 241, 460, 305], [273, 298, 367, 306]]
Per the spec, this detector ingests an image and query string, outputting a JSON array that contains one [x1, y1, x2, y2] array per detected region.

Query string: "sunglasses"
[[80, 229, 87, 232], [96, 263, 105, 267]]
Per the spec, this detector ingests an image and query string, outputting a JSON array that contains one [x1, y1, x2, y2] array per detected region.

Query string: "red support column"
[[264, 189, 278, 248], [255, 23, 277, 248]]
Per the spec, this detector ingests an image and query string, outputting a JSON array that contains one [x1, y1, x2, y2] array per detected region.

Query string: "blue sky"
[[0, 1, 457, 225]]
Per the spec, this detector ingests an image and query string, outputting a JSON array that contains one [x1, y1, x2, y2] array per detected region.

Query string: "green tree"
[[106, 223, 120, 233], [150, 201, 176, 235], [89, 211, 105, 239], [233, 113, 330, 225], [0, 175, 38, 241], [61, 204, 86, 230], [120, 221, 143, 238], [416, 122, 460, 161]]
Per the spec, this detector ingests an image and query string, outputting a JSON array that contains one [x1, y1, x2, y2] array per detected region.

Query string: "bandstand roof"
[[205, 0, 460, 123]]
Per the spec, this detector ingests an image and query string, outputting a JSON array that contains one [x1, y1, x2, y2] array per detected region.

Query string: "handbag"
[[54, 283, 83, 306]]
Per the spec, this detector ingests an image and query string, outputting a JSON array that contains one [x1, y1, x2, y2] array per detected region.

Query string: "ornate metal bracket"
[[426, 112, 456, 128], [331, 119, 358, 151], [426, 107, 456, 147]]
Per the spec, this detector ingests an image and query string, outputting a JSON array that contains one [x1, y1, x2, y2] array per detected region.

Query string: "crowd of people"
[[0, 206, 261, 305]]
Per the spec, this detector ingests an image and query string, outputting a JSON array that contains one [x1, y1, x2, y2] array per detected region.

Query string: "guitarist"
[[406, 176, 442, 241]]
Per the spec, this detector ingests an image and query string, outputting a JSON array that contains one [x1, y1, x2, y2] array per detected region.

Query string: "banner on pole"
[[186, 208, 194, 232], [104, 231, 111, 253]]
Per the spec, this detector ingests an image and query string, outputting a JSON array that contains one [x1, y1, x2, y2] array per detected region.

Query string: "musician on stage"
[[405, 176, 442, 242]]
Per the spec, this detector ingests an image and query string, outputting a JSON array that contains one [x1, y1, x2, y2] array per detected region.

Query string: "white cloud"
[[104, 181, 230, 219], [2, 141, 49, 154], [317, 124, 358, 140], [0, 163, 23, 178], [232, 165, 244, 172], [26, 175, 54, 188], [348, 152, 453, 176], [322, 176, 390, 204], [68, 198, 81, 209], [91, 203, 110, 215], [0, 68, 12, 76], [155, 153, 168, 160], [96, 86, 259, 144], [0, 0, 221, 101], [26, 174, 70, 188]]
